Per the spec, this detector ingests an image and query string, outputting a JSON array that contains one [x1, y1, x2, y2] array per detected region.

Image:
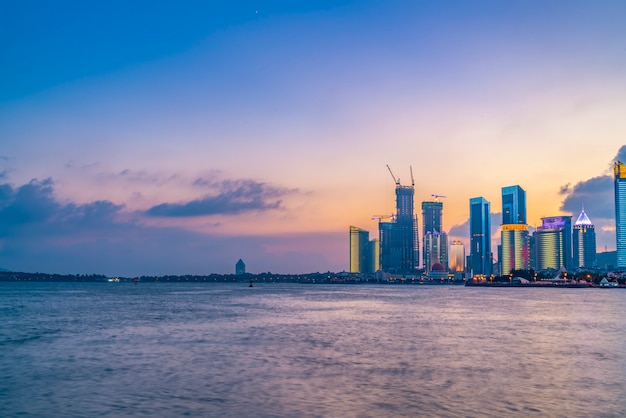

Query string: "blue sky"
[[1, 1, 625, 275]]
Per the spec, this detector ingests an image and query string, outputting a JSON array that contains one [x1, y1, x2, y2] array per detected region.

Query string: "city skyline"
[[2, 1, 625, 275]]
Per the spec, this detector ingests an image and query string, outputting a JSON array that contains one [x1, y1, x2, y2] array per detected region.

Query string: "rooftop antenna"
[[386, 165, 400, 186]]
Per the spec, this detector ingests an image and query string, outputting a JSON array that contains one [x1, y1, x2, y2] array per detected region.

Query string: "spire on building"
[[575, 207, 593, 226]]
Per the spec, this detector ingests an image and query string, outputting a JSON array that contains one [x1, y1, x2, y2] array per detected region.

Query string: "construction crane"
[[386, 165, 400, 186], [410, 165, 415, 187], [372, 214, 395, 222], [431, 194, 447, 201]]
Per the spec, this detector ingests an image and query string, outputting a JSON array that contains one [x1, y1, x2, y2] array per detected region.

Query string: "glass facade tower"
[[573, 209, 596, 269], [422, 200, 443, 269], [502, 185, 527, 224], [536, 216, 572, 271], [615, 161, 626, 268], [379, 182, 419, 273], [349, 226, 370, 273], [469, 197, 492, 276]]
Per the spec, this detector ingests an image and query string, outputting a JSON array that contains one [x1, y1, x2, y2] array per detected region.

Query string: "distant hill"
[[0, 267, 10, 272]]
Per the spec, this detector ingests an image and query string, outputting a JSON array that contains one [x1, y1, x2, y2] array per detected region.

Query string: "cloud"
[[146, 178, 293, 217], [559, 175, 613, 219], [0, 177, 336, 276]]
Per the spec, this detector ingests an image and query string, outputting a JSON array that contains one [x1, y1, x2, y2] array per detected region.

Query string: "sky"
[[1, 0, 625, 276]]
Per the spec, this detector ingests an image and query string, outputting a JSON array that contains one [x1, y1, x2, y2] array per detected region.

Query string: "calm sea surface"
[[1, 282, 626, 417]]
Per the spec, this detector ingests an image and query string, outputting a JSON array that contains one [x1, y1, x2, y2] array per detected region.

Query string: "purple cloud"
[[146, 179, 293, 217]]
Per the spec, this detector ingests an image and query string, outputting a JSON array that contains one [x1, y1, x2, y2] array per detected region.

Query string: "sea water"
[[1, 282, 626, 417]]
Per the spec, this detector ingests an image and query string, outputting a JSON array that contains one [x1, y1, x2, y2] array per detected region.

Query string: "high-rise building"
[[502, 185, 527, 224], [615, 161, 626, 268], [422, 200, 443, 268], [350, 226, 370, 273], [236, 259, 246, 275], [469, 197, 492, 276], [369, 238, 380, 272], [449, 240, 465, 273], [573, 208, 596, 269], [500, 185, 529, 275], [500, 224, 530, 274], [379, 171, 419, 273], [535, 216, 572, 271], [424, 231, 448, 272]]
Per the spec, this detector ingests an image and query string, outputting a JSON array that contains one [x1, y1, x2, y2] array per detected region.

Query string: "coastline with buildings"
[[348, 162, 626, 286]]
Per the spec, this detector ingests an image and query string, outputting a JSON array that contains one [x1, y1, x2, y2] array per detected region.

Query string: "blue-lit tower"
[[469, 197, 492, 276], [573, 208, 596, 269], [615, 161, 626, 268]]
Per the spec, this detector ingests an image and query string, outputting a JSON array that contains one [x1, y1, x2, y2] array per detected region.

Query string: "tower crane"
[[410, 165, 415, 187], [372, 214, 396, 222], [386, 165, 400, 186], [431, 194, 447, 201]]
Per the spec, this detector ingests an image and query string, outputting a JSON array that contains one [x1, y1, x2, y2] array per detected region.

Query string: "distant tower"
[[424, 231, 448, 273], [236, 259, 246, 275], [369, 238, 380, 272], [350, 226, 372, 273], [615, 161, 626, 268], [501, 185, 527, 224], [422, 199, 443, 269], [500, 185, 529, 275], [379, 166, 419, 272], [536, 216, 572, 270], [469, 197, 492, 276], [573, 207, 596, 269], [449, 241, 465, 273]]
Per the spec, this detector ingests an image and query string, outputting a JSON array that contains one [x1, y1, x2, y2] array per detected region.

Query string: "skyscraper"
[[615, 161, 626, 268], [449, 240, 465, 273], [501, 185, 527, 224], [500, 185, 529, 274], [500, 224, 530, 274], [379, 168, 419, 273], [535, 216, 572, 271], [350, 226, 370, 273], [573, 208, 596, 269], [422, 200, 443, 268], [469, 197, 492, 276], [424, 231, 448, 272]]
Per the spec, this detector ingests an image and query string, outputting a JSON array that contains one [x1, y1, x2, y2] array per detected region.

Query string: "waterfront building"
[[500, 185, 529, 275], [424, 231, 448, 273], [573, 208, 596, 269], [236, 259, 246, 275], [502, 185, 527, 224], [500, 224, 530, 274], [535, 216, 572, 271], [369, 238, 380, 272], [422, 200, 443, 268], [449, 241, 465, 273], [379, 172, 419, 273], [615, 161, 626, 268], [350, 226, 371, 273], [469, 197, 492, 276]]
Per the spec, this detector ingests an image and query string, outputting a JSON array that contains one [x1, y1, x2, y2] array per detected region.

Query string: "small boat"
[[599, 278, 619, 288], [249, 278, 253, 287]]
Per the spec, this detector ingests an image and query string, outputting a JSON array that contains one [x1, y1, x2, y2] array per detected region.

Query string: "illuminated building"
[[350, 226, 371, 273], [615, 161, 626, 268], [535, 216, 572, 271], [449, 241, 465, 273], [469, 197, 492, 275], [500, 185, 529, 274], [379, 170, 419, 273], [424, 231, 448, 273], [422, 200, 443, 268], [369, 238, 380, 272], [502, 185, 527, 224], [573, 208, 596, 269], [500, 224, 530, 274], [236, 259, 246, 275]]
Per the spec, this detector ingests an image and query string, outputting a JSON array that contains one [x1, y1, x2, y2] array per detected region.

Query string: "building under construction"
[[378, 166, 419, 273]]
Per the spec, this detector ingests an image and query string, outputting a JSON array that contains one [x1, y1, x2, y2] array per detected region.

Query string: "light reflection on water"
[[1, 283, 626, 417]]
